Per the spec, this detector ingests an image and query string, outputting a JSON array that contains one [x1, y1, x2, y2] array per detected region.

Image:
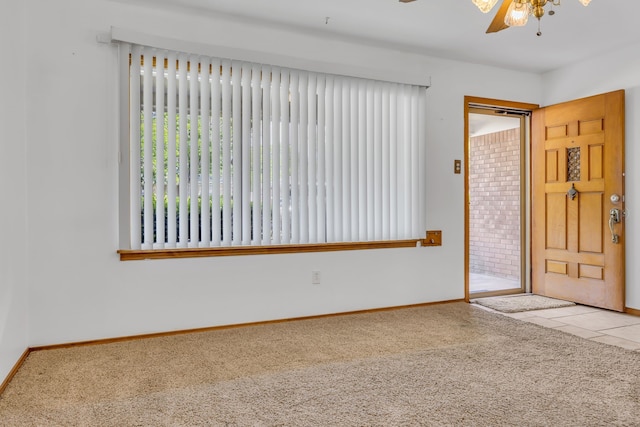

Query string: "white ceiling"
[[130, 0, 640, 74]]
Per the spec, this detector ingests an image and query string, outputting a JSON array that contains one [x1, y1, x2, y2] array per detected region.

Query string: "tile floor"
[[473, 300, 640, 351]]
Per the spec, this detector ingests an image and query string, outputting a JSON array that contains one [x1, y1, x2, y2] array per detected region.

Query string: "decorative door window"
[[567, 147, 581, 181]]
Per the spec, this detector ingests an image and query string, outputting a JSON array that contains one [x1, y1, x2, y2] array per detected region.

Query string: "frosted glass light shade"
[[504, 1, 531, 26], [579, 0, 591, 5], [472, 0, 500, 13]]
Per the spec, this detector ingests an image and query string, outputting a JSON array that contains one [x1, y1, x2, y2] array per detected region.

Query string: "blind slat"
[[316, 75, 326, 243], [143, 50, 154, 248], [357, 80, 367, 241], [178, 55, 189, 247], [333, 78, 343, 241], [232, 61, 243, 245], [402, 85, 411, 238], [262, 65, 272, 245], [381, 83, 390, 241], [419, 89, 428, 235], [411, 87, 420, 236], [308, 73, 317, 243], [289, 71, 299, 244], [251, 64, 262, 244], [221, 61, 232, 245], [373, 81, 382, 241], [366, 81, 375, 240], [129, 46, 142, 250], [280, 70, 291, 244], [349, 83, 359, 242], [299, 72, 309, 244], [241, 63, 252, 245], [200, 57, 211, 247], [341, 80, 351, 240], [154, 51, 166, 248], [389, 85, 398, 240], [325, 76, 335, 243], [271, 68, 281, 245], [166, 51, 178, 247], [189, 54, 200, 247], [210, 58, 221, 246], [396, 85, 405, 237]]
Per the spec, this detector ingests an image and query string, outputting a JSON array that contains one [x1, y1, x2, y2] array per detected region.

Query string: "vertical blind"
[[127, 44, 427, 250]]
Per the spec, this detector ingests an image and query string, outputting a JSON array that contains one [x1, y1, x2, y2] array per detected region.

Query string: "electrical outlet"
[[311, 271, 321, 285]]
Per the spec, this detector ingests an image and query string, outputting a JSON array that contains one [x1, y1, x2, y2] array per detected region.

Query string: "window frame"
[[117, 42, 430, 260]]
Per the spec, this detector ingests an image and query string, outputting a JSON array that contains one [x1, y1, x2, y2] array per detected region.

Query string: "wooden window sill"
[[118, 239, 424, 261]]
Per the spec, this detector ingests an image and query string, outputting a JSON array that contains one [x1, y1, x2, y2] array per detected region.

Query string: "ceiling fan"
[[399, 0, 593, 35]]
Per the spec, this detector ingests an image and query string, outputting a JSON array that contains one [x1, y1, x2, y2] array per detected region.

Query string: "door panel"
[[578, 193, 602, 253], [532, 90, 625, 311], [546, 150, 559, 182], [588, 144, 603, 180], [545, 193, 567, 250]]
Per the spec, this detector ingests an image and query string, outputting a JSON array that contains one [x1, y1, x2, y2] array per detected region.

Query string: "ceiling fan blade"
[[399, 0, 417, 3], [486, 0, 513, 33]]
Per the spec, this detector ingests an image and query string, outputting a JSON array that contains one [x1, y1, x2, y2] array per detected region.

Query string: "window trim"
[[118, 239, 424, 261]]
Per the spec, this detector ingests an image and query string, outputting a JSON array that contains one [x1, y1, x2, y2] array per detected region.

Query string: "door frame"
[[464, 96, 540, 302]]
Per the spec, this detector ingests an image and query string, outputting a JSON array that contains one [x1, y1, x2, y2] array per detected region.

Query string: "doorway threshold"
[[469, 272, 522, 298]]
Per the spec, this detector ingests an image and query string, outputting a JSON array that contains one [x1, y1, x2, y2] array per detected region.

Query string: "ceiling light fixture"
[[473, 0, 594, 36], [504, 1, 531, 27], [472, 0, 500, 13]]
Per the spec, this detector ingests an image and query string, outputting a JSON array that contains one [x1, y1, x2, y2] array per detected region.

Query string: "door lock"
[[609, 208, 621, 244]]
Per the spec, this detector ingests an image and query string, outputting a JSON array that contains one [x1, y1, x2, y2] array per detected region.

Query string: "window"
[[120, 44, 428, 254]]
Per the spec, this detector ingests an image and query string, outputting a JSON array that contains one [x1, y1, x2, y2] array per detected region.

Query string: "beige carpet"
[[1, 302, 639, 426], [473, 294, 575, 313]]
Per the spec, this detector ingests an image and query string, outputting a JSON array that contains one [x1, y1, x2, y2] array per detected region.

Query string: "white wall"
[[22, 0, 541, 347], [0, 3, 29, 382], [543, 44, 640, 310]]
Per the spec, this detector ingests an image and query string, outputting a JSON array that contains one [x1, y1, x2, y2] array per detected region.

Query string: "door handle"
[[609, 208, 621, 244]]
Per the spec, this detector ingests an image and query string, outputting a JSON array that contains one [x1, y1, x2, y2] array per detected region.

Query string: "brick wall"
[[469, 128, 521, 280]]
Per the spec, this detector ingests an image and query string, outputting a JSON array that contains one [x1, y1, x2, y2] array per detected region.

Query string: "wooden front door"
[[532, 90, 625, 311]]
